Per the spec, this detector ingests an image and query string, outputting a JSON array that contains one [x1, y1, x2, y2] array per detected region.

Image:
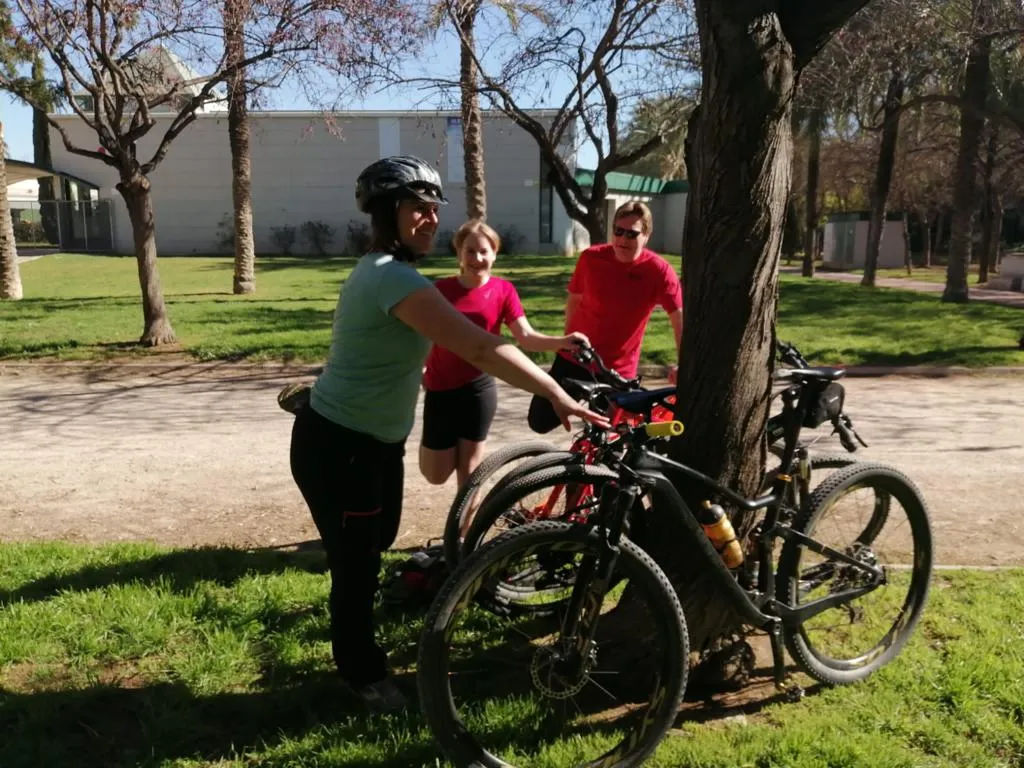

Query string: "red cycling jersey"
[[423, 276, 525, 391], [561, 244, 682, 378]]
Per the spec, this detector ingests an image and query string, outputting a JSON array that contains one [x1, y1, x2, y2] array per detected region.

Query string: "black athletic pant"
[[290, 406, 404, 686], [527, 354, 596, 433]]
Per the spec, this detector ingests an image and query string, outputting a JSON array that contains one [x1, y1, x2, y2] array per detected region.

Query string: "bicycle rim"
[[419, 523, 687, 768], [778, 464, 932, 684]]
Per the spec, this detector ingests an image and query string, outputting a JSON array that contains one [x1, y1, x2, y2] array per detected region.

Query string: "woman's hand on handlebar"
[[550, 390, 611, 432], [559, 332, 590, 352]]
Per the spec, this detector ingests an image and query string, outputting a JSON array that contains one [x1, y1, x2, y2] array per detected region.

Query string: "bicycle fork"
[[557, 483, 637, 676]]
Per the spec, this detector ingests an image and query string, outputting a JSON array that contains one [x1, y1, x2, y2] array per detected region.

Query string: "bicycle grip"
[[644, 421, 684, 438], [833, 417, 858, 452]]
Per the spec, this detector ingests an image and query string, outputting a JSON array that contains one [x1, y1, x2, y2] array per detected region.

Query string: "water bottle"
[[699, 501, 744, 569]]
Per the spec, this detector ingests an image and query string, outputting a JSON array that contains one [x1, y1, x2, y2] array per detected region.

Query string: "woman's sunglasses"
[[613, 227, 642, 240]]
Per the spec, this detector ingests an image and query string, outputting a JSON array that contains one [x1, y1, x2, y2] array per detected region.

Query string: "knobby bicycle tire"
[[418, 521, 688, 768], [775, 462, 932, 685], [464, 463, 622, 562], [443, 440, 558, 566]]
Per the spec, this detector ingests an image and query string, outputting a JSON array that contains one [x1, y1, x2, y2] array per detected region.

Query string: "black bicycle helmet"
[[355, 155, 448, 213]]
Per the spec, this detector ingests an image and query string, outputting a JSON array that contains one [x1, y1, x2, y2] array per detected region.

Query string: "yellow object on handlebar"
[[644, 421, 684, 438]]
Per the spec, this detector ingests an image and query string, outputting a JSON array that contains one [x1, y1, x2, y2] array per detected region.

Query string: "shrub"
[[434, 229, 457, 255], [301, 220, 335, 258], [343, 220, 372, 257], [495, 224, 526, 255], [12, 219, 47, 244], [270, 225, 297, 256], [216, 213, 235, 252]]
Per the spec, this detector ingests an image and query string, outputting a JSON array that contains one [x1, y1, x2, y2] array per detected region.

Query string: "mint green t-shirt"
[[310, 253, 432, 442]]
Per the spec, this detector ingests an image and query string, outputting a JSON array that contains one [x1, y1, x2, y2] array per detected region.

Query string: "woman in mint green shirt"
[[289, 156, 605, 712]]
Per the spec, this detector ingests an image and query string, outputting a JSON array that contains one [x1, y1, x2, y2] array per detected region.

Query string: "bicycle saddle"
[[785, 367, 845, 383], [606, 386, 676, 415]]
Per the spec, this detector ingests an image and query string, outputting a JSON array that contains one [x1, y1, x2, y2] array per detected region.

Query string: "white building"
[[45, 110, 578, 256], [822, 212, 909, 269]]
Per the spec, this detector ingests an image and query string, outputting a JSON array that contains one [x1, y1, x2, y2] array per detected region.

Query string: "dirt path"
[[1, 362, 1022, 565]]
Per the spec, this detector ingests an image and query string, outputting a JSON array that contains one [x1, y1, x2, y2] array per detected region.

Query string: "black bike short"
[[421, 374, 498, 450]]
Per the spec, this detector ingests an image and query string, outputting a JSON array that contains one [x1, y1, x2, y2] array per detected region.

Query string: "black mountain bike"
[[418, 365, 932, 768], [445, 341, 862, 568]]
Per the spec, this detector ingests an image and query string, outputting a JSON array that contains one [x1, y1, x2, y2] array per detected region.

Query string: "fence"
[[10, 199, 114, 252]]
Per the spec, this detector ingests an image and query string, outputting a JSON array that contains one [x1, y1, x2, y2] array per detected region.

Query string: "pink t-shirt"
[[423, 276, 526, 391], [562, 244, 682, 378]]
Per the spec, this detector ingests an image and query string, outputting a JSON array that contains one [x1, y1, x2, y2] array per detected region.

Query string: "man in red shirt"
[[528, 201, 683, 433]]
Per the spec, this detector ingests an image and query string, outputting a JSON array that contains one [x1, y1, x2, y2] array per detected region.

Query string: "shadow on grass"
[[0, 673, 440, 768], [0, 546, 326, 607]]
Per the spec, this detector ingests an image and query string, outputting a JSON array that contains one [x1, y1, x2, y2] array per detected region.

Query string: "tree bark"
[[977, 126, 998, 284], [457, 0, 486, 221], [862, 68, 905, 287], [944, 0, 992, 303], [802, 105, 823, 277], [225, 0, 255, 295], [32, 57, 59, 246], [116, 173, 177, 345], [987, 191, 1002, 276], [0, 121, 23, 300], [634, 6, 798, 655], [918, 208, 932, 268], [902, 212, 912, 275]]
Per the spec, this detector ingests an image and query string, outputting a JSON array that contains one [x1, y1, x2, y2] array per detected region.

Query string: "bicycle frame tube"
[[637, 467, 777, 630]]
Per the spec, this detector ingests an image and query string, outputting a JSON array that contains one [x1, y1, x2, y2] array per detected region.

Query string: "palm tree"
[[438, 0, 549, 221], [0, 120, 23, 300], [224, 0, 255, 294]]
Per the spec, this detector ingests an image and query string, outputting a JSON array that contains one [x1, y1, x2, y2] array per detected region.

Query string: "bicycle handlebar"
[[571, 342, 639, 390]]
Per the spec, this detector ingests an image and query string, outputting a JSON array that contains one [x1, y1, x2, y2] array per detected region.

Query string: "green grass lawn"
[[0, 541, 1022, 767], [847, 266, 979, 285], [2, 253, 1022, 367]]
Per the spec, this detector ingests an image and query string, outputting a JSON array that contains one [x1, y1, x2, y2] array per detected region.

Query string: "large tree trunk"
[[862, 68, 905, 287], [31, 56, 59, 247], [1, 121, 23, 300], [632, 7, 798, 658], [802, 105, 823, 277], [457, 0, 486, 220], [944, 0, 992, 303], [116, 173, 176, 345], [977, 126, 998, 284], [225, 0, 255, 295]]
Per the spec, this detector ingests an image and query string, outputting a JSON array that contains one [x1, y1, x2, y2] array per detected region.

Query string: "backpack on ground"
[[380, 541, 450, 610]]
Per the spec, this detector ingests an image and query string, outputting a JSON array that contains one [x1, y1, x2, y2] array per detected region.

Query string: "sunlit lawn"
[[0, 541, 1022, 767], [1, 253, 1022, 367]]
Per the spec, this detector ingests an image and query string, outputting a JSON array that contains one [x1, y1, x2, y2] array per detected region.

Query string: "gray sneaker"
[[357, 677, 408, 714]]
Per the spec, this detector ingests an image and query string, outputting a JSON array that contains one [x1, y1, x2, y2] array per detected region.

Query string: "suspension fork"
[[559, 482, 638, 667]]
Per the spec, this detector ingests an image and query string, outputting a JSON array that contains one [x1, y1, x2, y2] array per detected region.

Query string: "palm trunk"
[[116, 172, 176, 345], [0, 121, 23, 300], [225, 0, 255, 294], [944, 0, 992, 303], [802, 106, 823, 277], [458, 0, 486, 221], [862, 68, 905, 287]]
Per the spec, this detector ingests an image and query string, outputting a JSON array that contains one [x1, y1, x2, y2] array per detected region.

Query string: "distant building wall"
[[47, 110, 575, 255]]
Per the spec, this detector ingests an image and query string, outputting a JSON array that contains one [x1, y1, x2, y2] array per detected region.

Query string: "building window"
[[539, 156, 553, 244]]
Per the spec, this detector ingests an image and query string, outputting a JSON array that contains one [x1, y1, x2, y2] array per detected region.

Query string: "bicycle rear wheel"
[[418, 522, 688, 768], [776, 463, 932, 685], [444, 440, 560, 566]]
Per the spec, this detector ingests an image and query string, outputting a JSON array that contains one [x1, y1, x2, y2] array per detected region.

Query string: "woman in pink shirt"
[[420, 219, 587, 504]]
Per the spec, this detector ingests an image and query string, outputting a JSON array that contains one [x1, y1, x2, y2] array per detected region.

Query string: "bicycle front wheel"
[[776, 463, 933, 685], [418, 522, 688, 768]]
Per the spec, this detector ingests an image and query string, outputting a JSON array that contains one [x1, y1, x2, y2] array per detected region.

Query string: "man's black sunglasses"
[[613, 227, 642, 239]]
